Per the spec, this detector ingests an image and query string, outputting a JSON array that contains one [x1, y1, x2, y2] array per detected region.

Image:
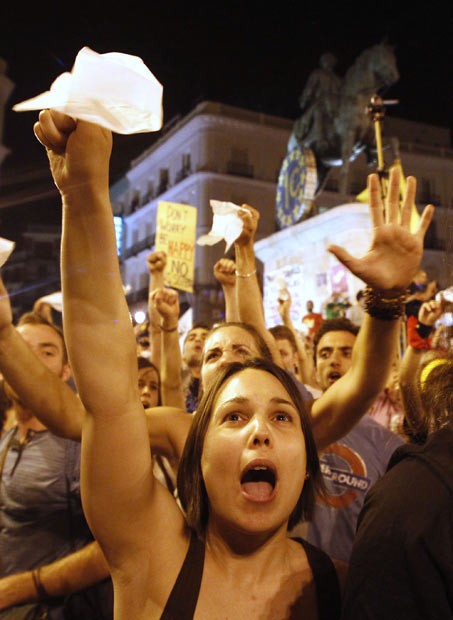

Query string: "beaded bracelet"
[[363, 286, 407, 320], [235, 268, 257, 278], [32, 567, 49, 600]]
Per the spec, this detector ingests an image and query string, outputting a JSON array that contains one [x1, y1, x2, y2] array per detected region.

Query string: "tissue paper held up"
[[13, 46, 163, 134], [197, 200, 248, 253], [0, 237, 15, 268]]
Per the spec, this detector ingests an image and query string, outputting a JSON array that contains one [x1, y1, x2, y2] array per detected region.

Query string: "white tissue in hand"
[[0, 237, 15, 267], [197, 200, 248, 253], [38, 292, 63, 313], [13, 46, 163, 134]]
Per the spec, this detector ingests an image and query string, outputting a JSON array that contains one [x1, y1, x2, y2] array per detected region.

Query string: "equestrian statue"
[[276, 42, 399, 229]]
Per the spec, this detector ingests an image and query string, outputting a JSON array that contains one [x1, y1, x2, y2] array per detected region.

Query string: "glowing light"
[[134, 310, 147, 324]]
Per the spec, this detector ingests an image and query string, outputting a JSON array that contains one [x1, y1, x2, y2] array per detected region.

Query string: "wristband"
[[32, 568, 49, 600], [363, 286, 407, 320], [415, 321, 433, 339]]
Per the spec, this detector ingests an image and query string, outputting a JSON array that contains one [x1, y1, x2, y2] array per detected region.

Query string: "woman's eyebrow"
[[270, 397, 296, 406], [219, 396, 248, 405], [38, 341, 59, 351]]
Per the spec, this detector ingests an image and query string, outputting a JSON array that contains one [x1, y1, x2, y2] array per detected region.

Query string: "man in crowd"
[[181, 322, 210, 412], [301, 299, 324, 339], [291, 317, 404, 562], [0, 289, 112, 617]]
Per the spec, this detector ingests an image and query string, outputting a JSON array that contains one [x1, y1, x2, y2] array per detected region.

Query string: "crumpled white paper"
[[13, 46, 163, 134], [37, 291, 63, 313], [0, 237, 15, 268], [197, 200, 249, 253]]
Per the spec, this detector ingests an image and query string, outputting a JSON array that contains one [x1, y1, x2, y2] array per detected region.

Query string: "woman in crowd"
[[33, 109, 433, 619]]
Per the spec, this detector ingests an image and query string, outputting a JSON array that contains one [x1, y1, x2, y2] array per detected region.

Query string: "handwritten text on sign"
[[155, 201, 197, 292]]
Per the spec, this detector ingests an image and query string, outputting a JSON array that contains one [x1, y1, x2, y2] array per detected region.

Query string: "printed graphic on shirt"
[[319, 443, 370, 508]]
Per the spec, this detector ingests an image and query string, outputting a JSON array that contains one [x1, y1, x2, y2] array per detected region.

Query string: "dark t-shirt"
[[341, 425, 453, 619]]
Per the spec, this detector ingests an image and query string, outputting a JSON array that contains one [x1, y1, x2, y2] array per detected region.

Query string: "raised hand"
[[277, 289, 292, 321], [235, 204, 260, 246], [418, 299, 443, 327], [150, 287, 179, 328], [32, 299, 54, 323], [33, 110, 112, 195], [147, 251, 167, 275], [213, 258, 236, 288], [327, 169, 434, 294]]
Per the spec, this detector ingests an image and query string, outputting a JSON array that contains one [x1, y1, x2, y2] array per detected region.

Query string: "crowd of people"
[[0, 108, 450, 620]]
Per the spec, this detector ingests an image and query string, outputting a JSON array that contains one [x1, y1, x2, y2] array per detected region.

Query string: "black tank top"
[[160, 531, 341, 619]]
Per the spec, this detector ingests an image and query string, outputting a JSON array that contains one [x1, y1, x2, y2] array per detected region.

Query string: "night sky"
[[0, 2, 451, 241]]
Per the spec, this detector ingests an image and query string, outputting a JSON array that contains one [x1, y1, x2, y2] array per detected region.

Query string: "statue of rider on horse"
[[281, 42, 399, 221]]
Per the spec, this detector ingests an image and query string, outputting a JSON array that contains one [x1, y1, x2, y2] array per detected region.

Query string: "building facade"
[[110, 100, 452, 325], [2, 100, 452, 325]]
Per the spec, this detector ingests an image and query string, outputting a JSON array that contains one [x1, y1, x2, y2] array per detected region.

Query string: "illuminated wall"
[[254, 203, 373, 326]]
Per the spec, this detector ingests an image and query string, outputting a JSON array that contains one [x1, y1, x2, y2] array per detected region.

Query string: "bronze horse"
[[288, 43, 399, 197]]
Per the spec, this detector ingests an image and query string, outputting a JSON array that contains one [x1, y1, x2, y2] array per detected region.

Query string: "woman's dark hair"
[[177, 357, 325, 538], [137, 356, 162, 406]]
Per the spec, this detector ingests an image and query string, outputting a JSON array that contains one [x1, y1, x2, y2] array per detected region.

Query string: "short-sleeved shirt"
[[292, 416, 404, 562], [0, 427, 93, 576]]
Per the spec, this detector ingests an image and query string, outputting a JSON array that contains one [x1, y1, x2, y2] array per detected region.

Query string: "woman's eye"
[[205, 351, 219, 361], [224, 412, 241, 422], [275, 413, 291, 422]]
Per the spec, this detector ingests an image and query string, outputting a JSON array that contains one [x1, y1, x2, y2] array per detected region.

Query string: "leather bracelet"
[[235, 268, 257, 278], [32, 567, 49, 600], [363, 286, 407, 320]]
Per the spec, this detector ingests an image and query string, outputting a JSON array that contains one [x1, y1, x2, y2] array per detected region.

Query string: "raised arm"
[[277, 289, 318, 388], [0, 275, 84, 440], [150, 287, 185, 408], [34, 111, 185, 575], [311, 169, 434, 450], [144, 406, 192, 461], [234, 205, 283, 364], [213, 258, 239, 322], [146, 251, 167, 369]]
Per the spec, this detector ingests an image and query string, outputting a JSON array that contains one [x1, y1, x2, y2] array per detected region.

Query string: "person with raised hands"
[[234, 169, 433, 449], [149, 285, 186, 409], [34, 108, 434, 620], [213, 257, 240, 322]]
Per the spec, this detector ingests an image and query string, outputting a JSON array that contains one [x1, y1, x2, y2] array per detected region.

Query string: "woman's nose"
[[220, 349, 238, 364], [250, 418, 271, 447]]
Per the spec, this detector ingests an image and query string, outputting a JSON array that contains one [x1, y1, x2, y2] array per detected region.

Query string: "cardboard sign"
[[155, 201, 197, 292]]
